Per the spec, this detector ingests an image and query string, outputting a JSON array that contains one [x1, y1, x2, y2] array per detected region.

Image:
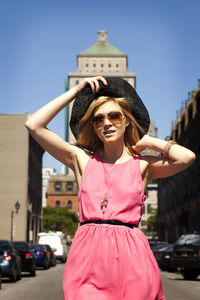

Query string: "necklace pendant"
[[101, 196, 108, 207]]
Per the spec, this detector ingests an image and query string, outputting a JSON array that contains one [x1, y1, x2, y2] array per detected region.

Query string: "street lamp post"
[[11, 201, 20, 242]]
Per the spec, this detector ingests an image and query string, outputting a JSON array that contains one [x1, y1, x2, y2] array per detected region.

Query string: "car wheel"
[[10, 268, 17, 282], [44, 260, 48, 270], [30, 269, 36, 277], [183, 270, 199, 280], [62, 257, 66, 263], [17, 265, 21, 280], [17, 271, 21, 280]]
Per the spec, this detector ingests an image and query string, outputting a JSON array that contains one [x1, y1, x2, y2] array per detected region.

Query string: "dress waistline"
[[80, 219, 138, 229]]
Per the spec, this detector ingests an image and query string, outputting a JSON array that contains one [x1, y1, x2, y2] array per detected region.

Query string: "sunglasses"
[[92, 111, 125, 128]]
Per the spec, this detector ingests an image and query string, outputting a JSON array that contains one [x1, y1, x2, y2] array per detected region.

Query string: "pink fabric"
[[63, 156, 165, 300]]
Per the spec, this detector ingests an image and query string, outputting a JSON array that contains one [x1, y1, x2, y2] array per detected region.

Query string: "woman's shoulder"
[[139, 155, 151, 168], [74, 145, 92, 159]]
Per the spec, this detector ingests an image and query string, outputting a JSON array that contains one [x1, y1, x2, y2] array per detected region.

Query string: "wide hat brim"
[[70, 77, 150, 139]]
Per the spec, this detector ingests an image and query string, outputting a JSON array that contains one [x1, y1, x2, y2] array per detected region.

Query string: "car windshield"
[[0, 241, 9, 250], [13, 242, 29, 251], [30, 244, 44, 250], [175, 234, 200, 245]]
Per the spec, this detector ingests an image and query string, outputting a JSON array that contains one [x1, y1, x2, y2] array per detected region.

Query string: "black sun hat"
[[70, 77, 150, 139]]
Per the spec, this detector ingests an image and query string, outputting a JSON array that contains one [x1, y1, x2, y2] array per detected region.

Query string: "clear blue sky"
[[1, 0, 200, 172]]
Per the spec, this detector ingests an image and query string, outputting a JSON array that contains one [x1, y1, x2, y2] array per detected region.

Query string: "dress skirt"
[[63, 223, 165, 300]]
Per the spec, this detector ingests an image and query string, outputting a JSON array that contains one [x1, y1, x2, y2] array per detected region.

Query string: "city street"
[[0, 263, 64, 300], [162, 270, 200, 300], [1, 263, 200, 300]]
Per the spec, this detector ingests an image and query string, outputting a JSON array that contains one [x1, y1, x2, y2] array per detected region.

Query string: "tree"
[[146, 208, 158, 237], [42, 207, 79, 237]]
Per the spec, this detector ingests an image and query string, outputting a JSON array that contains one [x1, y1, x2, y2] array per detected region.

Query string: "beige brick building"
[[0, 114, 44, 242], [65, 30, 136, 148]]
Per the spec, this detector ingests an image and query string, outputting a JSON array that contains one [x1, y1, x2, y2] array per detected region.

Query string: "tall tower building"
[[65, 30, 136, 150], [64, 31, 159, 236]]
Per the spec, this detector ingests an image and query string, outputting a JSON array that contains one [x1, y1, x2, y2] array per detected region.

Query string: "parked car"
[[30, 244, 50, 269], [0, 266, 2, 289], [173, 232, 200, 280], [150, 241, 168, 258], [0, 240, 21, 282], [12, 241, 36, 276], [66, 238, 73, 256], [38, 232, 67, 263], [29, 244, 50, 269], [44, 244, 56, 267], [155, 244, 177, 272]]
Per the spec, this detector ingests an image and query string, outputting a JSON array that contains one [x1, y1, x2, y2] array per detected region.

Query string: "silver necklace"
[[101, 149, 127, 212]]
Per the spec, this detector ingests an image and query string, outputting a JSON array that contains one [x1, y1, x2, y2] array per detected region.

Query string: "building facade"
[[46, 175, 78, 214], [140, 119, 159, 235], [65, 30, 136, 152], [0, 114, 44, 242], [157, 81, 200, 243], [42, 168, 57, 207]]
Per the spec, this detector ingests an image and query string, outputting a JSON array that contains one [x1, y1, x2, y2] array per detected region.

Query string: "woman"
[[25, 76, 195, 300]]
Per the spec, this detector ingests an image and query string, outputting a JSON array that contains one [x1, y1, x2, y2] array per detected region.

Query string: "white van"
[[38, 231, 67, 263]]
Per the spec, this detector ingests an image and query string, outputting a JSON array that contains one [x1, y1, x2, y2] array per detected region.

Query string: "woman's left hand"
[[132, 134, 149, 153]]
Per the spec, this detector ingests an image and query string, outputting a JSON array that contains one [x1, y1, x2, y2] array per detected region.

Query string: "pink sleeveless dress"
[[63, 155, 165, 300]]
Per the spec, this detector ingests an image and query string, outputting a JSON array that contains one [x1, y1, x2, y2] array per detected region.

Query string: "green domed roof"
[[79, 41, 125, 56], [79, 31, 126, 57]]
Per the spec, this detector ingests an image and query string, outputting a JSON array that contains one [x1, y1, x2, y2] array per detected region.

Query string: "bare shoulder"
[[139, 155, 150, 173], [139, 155, 162, 176]]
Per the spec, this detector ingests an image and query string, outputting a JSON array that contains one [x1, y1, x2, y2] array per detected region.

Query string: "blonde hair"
[[76, 96, 145, 155]]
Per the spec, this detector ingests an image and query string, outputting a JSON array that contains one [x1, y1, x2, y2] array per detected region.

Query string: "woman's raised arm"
[[132, 135, 196, 180], [25, 76, 106, 169]]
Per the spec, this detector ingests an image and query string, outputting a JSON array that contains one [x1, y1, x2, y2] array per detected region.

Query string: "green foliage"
[[146, 208, 157, 232], [42, 207, 79, 237]]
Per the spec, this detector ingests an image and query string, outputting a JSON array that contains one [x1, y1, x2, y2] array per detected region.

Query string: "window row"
[[85, 63, 119, 68], [55, 200, 72, 210], [54, 181, 74, 192]]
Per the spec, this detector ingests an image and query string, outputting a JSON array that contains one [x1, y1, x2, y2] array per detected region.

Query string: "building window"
[[181, 115, 185, 132], [175, 128, 178, 140], [54, 181, 62, 192], [108, 64, 111, 68], [85, 63, 88, 67], [55, 200, 60, 208], [67, 200, 72, 210], [75, 80, 79, 85], [147, 204, 151, 214], [188, 105, 193, 123], [116, 64, 119, 68], [66, 181, 73, 191], [93, 63, 96, 67], [101, 64, 104, 68], [197, 97, 200, 112]]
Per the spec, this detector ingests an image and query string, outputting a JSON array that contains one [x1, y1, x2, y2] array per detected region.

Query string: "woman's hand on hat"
[[76, 76, 107, 93]]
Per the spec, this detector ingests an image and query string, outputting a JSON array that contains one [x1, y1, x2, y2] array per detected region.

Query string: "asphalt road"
[[0, 262, 65, 300], [161, 270, 200, 300], [1, 263, 200, 300]]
